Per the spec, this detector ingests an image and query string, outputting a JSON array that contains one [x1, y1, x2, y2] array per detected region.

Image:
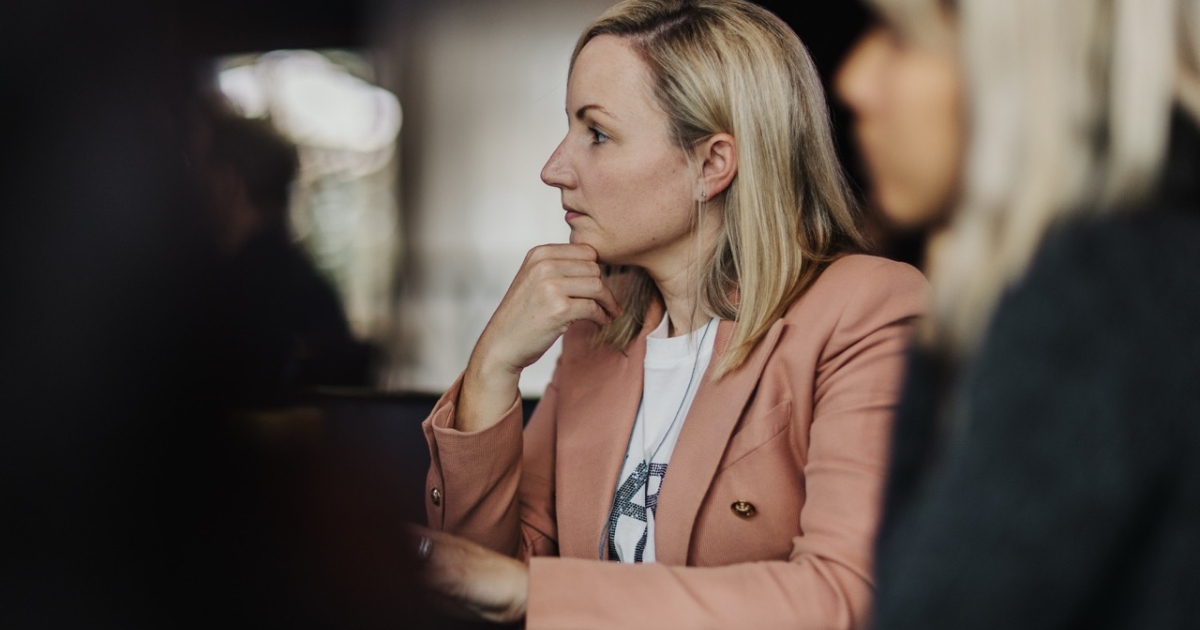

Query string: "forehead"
[[567, 35, 658, 115], [869, 0, 955, 48]]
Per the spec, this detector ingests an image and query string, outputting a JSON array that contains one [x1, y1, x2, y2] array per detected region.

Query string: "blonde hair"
[[573, 0, 866, 375], [871, 0, 1200, 357]]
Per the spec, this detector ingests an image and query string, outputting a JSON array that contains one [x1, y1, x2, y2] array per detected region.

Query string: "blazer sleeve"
[[423, 361, 561, 559], [524, 261, 929, 630]]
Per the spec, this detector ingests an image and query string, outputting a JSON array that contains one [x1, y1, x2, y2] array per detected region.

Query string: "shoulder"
[[749, 254, 929, 377], [982, 208, 1200, 385], [955, 209, 1200, 477], [781, 254, 929, 333], [996, 208, 1200, 339], [809, 253, 924, 287], [1020, 206, 1198, 297]]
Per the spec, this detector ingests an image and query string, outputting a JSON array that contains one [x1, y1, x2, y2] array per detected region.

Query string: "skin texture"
[[542, 35, 736, 337], [836, 27, 964, 230], [428, 34, 738, 623], [544, 35, 708, 273], [410, 525, 529, 624]]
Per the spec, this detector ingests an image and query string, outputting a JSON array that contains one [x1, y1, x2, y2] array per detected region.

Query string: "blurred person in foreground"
[[837, 0, 1200, 628], [200, 110, 375, 406], [410, 0, 928, 627]]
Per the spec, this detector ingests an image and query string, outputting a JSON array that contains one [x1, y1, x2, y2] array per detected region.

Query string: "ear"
[[693, 132, 738, 201]]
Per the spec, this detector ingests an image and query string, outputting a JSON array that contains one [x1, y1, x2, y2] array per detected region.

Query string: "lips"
[[563, 204, 586, 223]]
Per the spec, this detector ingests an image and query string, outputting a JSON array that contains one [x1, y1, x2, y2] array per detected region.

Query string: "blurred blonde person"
[[837, 0, 1200, 628], [411, 1, 928, 627]]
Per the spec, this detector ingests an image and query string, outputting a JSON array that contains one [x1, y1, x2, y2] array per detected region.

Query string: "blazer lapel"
[[653, 316, 786, 565], [555, 305, 662, 559]]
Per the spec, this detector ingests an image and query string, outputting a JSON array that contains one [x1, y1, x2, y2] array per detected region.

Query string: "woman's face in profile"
[[541, 35, 698, 268], [836, 26, 964, 230]]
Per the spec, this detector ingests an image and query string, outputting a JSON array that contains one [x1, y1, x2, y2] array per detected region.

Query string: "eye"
[[589, 126, 610, 145], [877, 24, 911, 51]]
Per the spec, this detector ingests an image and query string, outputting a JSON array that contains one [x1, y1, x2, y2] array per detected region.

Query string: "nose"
[[835, 29, 888, 117], [540, 138, 576, 189]]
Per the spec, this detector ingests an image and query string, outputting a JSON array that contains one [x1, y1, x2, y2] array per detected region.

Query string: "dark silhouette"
[[199, 111, 376, 407], [0, 2, 422, 627]]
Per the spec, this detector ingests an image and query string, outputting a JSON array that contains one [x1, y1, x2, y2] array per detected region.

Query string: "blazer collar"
[[654, 312, 784, 564], [555, 300, 786, 564], [554, 303, 657, 560]]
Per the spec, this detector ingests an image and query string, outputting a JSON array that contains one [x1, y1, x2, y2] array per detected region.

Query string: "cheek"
[[578, 151, 695, 263], [874, 59, 964, 227], [604, 153, 691, 222]]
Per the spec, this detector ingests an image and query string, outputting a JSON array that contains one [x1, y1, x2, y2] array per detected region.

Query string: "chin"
[[875, 189, 941, 232], [566, 232, 607, 263]]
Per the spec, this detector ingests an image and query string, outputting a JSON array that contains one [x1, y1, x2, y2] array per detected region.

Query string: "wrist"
[[457, 346, 522, 434], [467, 341, 522, 382]]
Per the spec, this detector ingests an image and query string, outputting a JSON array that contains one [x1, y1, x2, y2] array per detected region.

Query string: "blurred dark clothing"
[[0, 2, 418, 627], [219, 226, 375, 407], [872, 115, 1200, 629]]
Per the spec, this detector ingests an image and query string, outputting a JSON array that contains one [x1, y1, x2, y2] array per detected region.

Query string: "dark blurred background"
[[0, 1, 887, 627]]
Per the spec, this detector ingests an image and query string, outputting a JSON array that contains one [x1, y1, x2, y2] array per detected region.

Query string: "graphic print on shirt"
[[603, 315, 718, 564], [605, 460, 669, 563]]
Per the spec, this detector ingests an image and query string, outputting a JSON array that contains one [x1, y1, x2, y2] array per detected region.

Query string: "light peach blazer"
[[423, 255, 928, 629]]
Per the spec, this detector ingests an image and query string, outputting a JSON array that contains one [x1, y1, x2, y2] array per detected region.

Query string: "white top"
[[606, 315, 718, 563]]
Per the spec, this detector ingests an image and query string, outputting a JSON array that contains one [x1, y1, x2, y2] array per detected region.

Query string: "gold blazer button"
[[431, 487, 442, 507], [731, 500, 756, 518]]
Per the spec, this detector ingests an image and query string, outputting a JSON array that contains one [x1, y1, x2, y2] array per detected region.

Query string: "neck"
[[639, 201, 724, 337], [923, 225, 953, 279], [648, 263, 708, 338]]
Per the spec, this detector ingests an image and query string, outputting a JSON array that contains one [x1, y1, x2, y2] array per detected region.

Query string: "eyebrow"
[[573, 104, 617, 121]]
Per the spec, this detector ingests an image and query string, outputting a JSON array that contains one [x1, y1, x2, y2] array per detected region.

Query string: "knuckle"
[[549, 299, 571, 320], [532, 259, 556, 280], [528, 244, 551, 262]]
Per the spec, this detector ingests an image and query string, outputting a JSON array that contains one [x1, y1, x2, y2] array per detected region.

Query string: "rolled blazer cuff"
[[423, 373, 524, 548]]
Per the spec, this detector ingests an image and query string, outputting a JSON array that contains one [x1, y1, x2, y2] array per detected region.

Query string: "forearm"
[[454, 242, 615, 434], [424, 368, 564, 558], [424, 375, 526, 555], [457, 340, 522, 433]]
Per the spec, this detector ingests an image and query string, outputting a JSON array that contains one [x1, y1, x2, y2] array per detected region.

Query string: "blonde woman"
[[837, 0, 1200, 628], [414, 1, 927, 627]]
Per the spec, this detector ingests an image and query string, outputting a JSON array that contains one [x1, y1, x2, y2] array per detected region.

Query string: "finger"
[[546, 258, 603, 278], [551, 277, 622, 318], [592, 281, 622, 318], [402, 523, 433, 559], [427, 589, 485, 622], [548, 275, 604, 299], [525, 243, 598, 263], [526, 258, 601, 284], [564, 297, 613, 327]]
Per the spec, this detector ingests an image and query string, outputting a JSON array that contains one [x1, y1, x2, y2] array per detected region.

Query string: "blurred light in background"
[[214, 1, 615, 398], [377, 0, 614, 396], [217, 49, 402, 352]]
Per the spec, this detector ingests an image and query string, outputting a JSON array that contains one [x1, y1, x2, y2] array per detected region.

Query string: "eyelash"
[[588, 126, 610, 145]]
